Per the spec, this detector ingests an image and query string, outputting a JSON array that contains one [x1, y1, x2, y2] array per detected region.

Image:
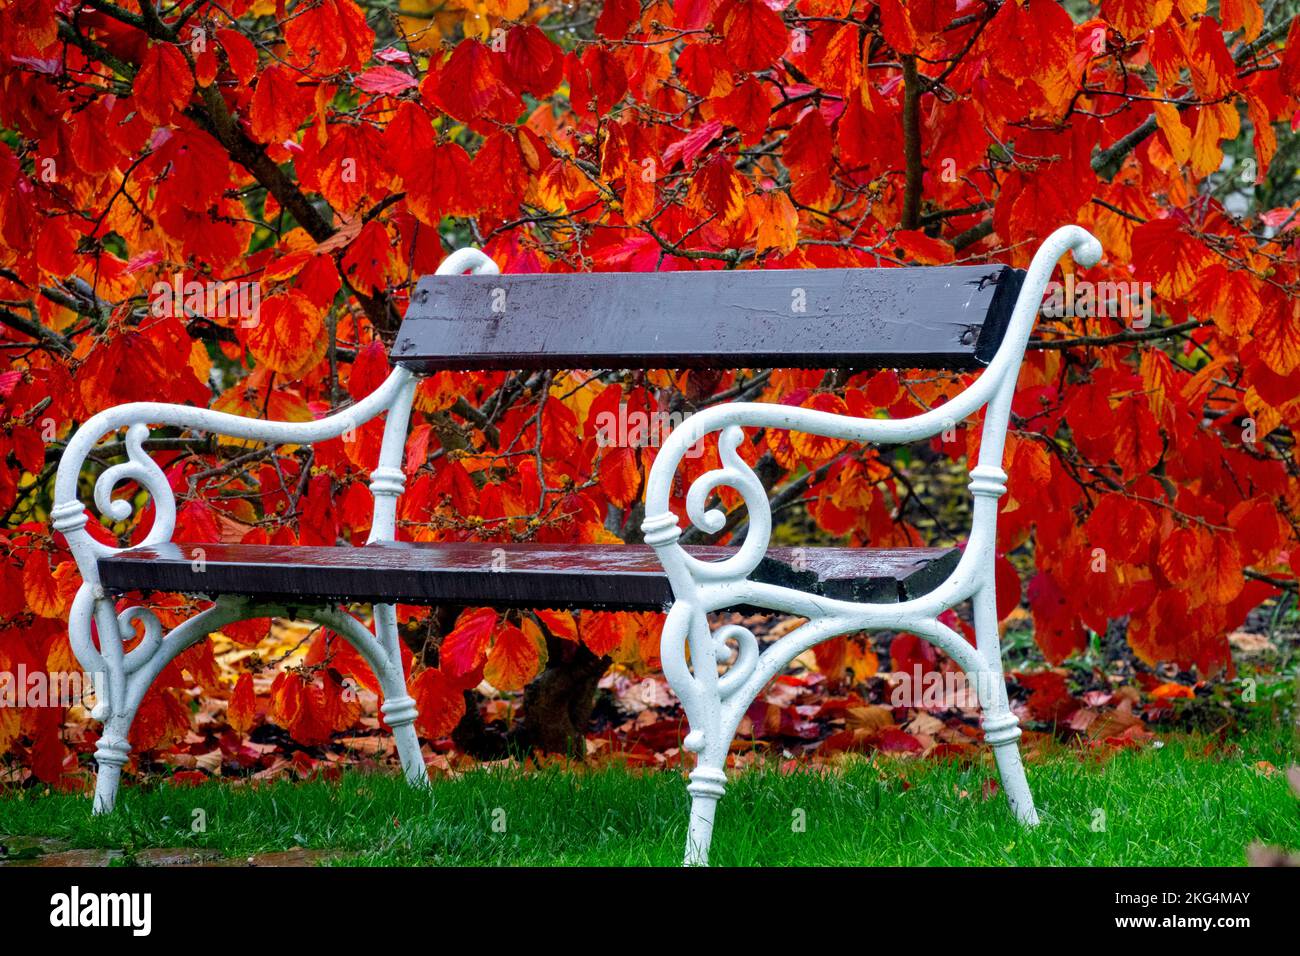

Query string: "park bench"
[[53, 225, 1102, 865]]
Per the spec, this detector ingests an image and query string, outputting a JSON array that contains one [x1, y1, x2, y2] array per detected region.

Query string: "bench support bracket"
[[67, 586, 427, 814]]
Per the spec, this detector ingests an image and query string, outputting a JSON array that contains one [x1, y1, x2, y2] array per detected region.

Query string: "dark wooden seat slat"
[[393, 265, 1026, 372], [98, 542, 961, 610]]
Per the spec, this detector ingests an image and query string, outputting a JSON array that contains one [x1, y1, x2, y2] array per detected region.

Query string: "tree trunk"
[[521, 639, 611, 757]]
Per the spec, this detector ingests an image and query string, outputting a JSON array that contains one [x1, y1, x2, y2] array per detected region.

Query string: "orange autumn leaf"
[[686, 154, 746, 224], [1102, 0, 1174, 36], [243, 291, 326, 378], [535, 609, 578, 642], [484, 623, 541, 692], [581, 611, 633, 657], [754, 190, 798, 255], [23, 552, 62, 619], [791, 394, 850, 466], [227, 673, 258, 735], [340, 220, 396, 294], [269, 671, 306, 730]]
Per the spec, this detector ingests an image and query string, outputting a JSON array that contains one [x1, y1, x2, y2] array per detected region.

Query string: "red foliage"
[[0, 1, 1297, 779]]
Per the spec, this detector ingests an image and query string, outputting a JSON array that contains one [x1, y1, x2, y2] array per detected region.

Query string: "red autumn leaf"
[[217, 28, 259, 84], [1027, 572, 1088, 665], [1112, 395, 1163, 476], [576, 45, 628, 115], [441, 607, 499, 677], [893, 230, 955, 265], [283, 0, 374, 73], [596, 0, 641, 39], [340, 220, 396, 294], [402, 142, 473, 224], [243, 291, 326, 379], [1157, 525, 1209, 588], [269, 671, 306, 730], [581, 611, 632, 657], [685, 154, 746, 223], [428, 41, 508, 122], [994, 555, 1021, 622], [720, 0, 788, 72], [134, 43, 193, 125], [1205, 534, 1245, 605], [501, 25, 563, 97], [599, 445, 641, 509], [355, 66, 418, 95], [412, 667, 467, 739], [890, 632, 938, 674], [250, 64, 314, 143], [783, 108, 834, 206], [29, 730, 68, 785], [878, 0, 919, 53], [227, 673, 258, 734]]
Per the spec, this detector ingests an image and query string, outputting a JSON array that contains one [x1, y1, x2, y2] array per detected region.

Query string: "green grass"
[[2, 730, 1297, 866]]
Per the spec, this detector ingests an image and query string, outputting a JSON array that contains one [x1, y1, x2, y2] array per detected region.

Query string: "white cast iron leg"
[[372, 603, 427, 787], [984, 711, 1037, 825], [684, 762, 727, 866], [91, 719, 131, 814], [86, 589, 131, 815], [972, 582, 1038, 825]]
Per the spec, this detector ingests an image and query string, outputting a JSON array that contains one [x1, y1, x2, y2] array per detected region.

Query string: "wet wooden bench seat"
[[99, 541, 962, 610]]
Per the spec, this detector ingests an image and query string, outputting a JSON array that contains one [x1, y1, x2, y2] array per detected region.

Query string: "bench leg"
[[381, 695, 425, 787], [684, 763, 727, 866], [984, 711, 1037, 825], [91, 723, 131, 815], [371, 604, 428, 788], [972, 584, 1038, 826]]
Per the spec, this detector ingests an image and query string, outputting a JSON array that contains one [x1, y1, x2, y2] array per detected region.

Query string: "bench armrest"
[[640, 225, 1102, 592], [52, 247, 501, 568], [51, 367, 417, 561]]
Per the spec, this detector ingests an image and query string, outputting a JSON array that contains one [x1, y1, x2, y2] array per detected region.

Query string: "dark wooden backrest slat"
[[393, 265, 1025, 372]]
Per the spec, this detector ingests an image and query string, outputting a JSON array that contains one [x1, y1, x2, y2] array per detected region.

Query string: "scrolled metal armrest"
[[640, 225, 1103, 576], [53, 245, 503, 564], [52, 368, 416, 561]]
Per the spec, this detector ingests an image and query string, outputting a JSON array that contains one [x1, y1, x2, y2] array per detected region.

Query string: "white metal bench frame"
[[644, 226, 1102, 863], [51, 226, 1101, 866]]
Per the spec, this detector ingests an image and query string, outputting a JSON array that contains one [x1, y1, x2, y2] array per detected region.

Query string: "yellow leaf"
[[1152, 101, 1191, 167]]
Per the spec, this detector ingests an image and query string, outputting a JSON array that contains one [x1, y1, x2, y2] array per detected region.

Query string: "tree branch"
[[900, 55, 923, 231], [1029, 319, 1209, 351], [0, 308, 74, 355]]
